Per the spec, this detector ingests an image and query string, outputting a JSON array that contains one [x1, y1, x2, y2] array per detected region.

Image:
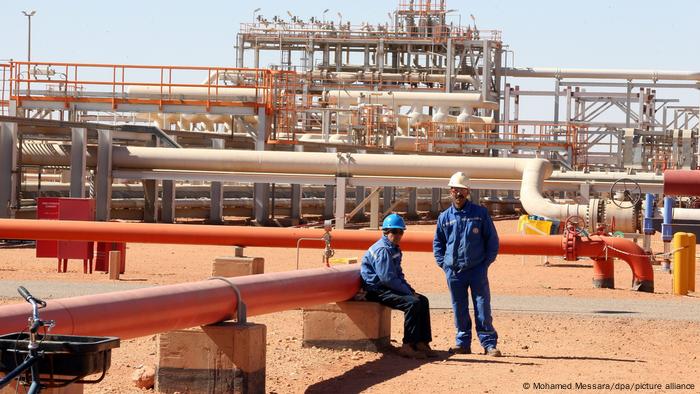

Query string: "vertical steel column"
[[407, 188, 418, 219], [95, 130, 113, 221], [481, 40, 491, 103], [254, 107, 269, 224], [638, 87, 645, 129], [377, 39, 385, 72], [363, 45, 370, 70], [254, 48, 260, 69], [290, 145, 303, 221], [513, 86, 520, 123], [236, 34, 245, 68], [70, 127, 87, 198], [503, 84, 510, 126], [0, 122, 18, 218], [369, 187, 380, 230], [143, 179, 159, 223], [565, 86, 572, 124], [430, 188, 441, 217], [625, 83, 632, 128], [161, 180, 176, 224], [553, 79, 560, 124], [210, 138, 225, 224], [444, 38, 453, 93], [162, 135, 177, 224], [335, 177, 347, 230], [335, 44, 342, 72]]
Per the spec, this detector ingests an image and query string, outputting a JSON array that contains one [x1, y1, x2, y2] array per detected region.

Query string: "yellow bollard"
[[688, 233, 696, 292], [672, 233, 690, 295]]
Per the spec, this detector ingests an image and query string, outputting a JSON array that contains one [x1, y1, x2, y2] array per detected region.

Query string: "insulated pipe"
[[518, 158, 589, 221], [0, 264, 361, 339], [325, 90, 500, 110], [505, 67, 700, 81], [113, 148, 547, 180], [309, 70, 477, 86], [663, 170, 700, 197], [18, 147, 634, 228], [0, 219, 653, 291]]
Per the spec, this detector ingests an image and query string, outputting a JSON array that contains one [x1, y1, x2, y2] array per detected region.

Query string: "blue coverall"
[[433, 202, 499, 350], [361, 236, 432, 344]]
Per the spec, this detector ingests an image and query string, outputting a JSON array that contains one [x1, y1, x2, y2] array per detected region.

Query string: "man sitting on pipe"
[[434, 172, 501, 357], [360, 213, 437, 359]]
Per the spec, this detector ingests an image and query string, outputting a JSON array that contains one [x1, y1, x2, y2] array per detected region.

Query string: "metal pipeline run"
[[504, 67, 700, 81], [0, 219, 653, 292], [663, 170, 700, 197], [0, 264, 361, 339], [19, 147, 637, 231]]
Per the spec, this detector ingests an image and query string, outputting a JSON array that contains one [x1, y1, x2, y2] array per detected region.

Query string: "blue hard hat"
[[382, 213, 406, 230]]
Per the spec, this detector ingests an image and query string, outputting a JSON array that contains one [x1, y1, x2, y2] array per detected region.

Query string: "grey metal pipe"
[[505, 67, 700, 81]]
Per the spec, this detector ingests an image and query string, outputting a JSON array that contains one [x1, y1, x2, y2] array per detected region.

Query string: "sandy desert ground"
[[1, 220, 699, 393]]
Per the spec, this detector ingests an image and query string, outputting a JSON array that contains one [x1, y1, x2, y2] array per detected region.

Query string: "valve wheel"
[[610, 178, 642, 209], [563, 215, 585, 234]]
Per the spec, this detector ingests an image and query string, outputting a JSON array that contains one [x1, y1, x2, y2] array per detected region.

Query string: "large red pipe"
[[0, 264, 361, 339], [0, 219, 654, 291], [664, 170, 700, 196]]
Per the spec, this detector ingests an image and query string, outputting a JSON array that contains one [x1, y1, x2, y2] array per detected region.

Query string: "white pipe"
[[505, 67, 700, 81], [670, 207, 700, 221], [19, 146, 637, 228], [519, 159, 588, 220], [310, 70, 477, 85], [326, 90, 499, 110]]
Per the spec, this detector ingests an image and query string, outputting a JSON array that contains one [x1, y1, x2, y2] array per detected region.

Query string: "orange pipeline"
[[0, 264, 360, 339], [0, 219, 652, 291]]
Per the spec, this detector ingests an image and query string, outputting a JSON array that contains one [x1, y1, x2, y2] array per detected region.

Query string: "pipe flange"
[[563, 229, 577, 261]]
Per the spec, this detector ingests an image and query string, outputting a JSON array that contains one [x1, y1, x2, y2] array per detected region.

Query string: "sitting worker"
[[360, 213, 436, 359]]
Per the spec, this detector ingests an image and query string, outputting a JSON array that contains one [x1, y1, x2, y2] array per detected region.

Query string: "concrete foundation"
[[156, 322, 266, 394], [212, 256, 265, 277], [302, 301, 391, 351]]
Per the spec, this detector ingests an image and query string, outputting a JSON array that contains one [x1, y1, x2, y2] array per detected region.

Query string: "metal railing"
[[239, 22, 500, 43], [8, 61, 271, 112], [0, 63, 9, 116]]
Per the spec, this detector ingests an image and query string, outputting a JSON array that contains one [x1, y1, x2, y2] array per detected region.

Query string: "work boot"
[[484, 347, 502, 357], [415, 342, 439, 358], [398, 343, 427, 359], [448, 345, 471, 355]]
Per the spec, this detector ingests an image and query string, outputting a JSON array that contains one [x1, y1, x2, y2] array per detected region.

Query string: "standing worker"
[[361, 213, 437, 359], [433, 172, 501, 356]]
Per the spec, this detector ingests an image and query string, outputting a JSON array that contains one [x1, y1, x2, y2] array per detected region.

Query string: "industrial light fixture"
[[21, 10, 36, 62]]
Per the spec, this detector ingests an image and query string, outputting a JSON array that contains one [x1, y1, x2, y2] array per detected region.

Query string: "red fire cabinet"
[[95, 242, 126, 274], [36, 197, 95, 273], [35, 198, 61, 258]]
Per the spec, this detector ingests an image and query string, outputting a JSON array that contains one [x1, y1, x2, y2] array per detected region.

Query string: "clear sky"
[[1, 0, 699, 119]]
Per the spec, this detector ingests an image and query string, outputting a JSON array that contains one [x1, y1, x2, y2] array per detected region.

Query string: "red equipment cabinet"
[[35, 198, 61, 257], [95, 242, 126, 274], [36, 197, 95, 273]]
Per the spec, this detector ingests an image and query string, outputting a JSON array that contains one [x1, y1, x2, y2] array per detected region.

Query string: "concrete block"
[[212, 256, 264, 277], [157, 322, 266, 394], [302, 301, 391, 351]]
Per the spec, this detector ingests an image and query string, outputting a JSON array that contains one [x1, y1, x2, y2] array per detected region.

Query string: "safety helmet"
[[381, 213, 406, 230], [448, 171, 470, 189]]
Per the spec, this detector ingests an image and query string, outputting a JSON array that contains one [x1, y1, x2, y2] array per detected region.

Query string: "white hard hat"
[[448, 171, 470, 188]]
